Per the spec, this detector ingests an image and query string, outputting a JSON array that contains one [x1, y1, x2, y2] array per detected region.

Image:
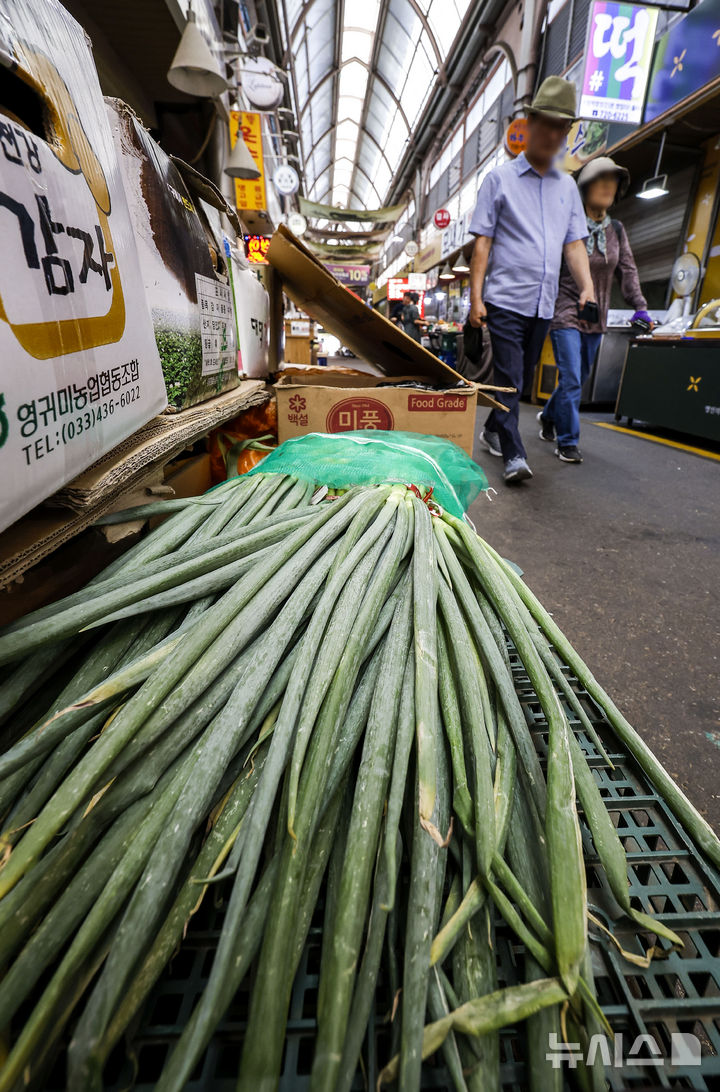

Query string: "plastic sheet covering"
[[247, 430, 488, 518], [224, 240, 270, 379], [0, 0, 167, 533]]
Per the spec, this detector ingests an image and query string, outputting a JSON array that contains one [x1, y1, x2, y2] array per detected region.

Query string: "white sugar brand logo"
[[546, 1031, 702, 1069]]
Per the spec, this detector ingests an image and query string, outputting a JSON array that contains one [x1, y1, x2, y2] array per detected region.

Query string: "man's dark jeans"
[[484, 303, 550, 462]]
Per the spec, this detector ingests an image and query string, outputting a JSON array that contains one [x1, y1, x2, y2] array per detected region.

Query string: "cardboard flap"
[[268, 226, 464, 386], [170, 155, 243, 238]]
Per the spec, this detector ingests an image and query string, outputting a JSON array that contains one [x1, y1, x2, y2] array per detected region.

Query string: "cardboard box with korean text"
[[0, 0, 168, 534], [267, 226, 507, 455], [108, 100, 243, 409], [276, 371, 478, 454]]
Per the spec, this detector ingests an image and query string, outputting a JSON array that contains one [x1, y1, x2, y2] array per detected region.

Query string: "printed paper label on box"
[[195, 273, 235, 376], [407, 393, 468, 412]]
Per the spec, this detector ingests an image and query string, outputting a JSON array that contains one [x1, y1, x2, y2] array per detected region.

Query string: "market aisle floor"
[[468, 404, 720, 828]]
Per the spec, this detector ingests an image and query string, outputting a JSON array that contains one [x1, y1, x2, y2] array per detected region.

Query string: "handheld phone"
[[578, 300, 600, 324]]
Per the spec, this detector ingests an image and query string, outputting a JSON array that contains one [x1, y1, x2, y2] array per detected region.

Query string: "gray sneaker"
[[503, 456, 533, 483], [480, 429, 502, 457]]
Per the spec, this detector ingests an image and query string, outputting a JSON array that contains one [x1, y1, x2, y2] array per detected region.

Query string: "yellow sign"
[[691, 138, 720, 301], [229, 111, 267, 212]]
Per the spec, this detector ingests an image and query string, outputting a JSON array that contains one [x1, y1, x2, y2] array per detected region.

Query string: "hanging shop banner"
[[307, 241, 381, 259], [324, 263, 372, 287], [307, 227, 388, 242], [561, 119, 610, 171], [579, 1, 660, 124], [229, 111, 267, 211], [645, 0, 720, 122], [434, 208, 451, 230], [504, 118, 528, 157], [299, 196, 405, 224], [245, 235, 271, 264]]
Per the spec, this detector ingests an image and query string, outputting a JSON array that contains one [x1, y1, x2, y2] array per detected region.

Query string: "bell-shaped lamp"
[[225, 131, 261, 180], [167, 11, 229, 98], [439, 262, 455, 281]]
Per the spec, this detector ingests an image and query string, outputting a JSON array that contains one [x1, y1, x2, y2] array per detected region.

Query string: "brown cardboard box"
[[267, 227, 508, 453], [267, 226, 506, 399], [276, 372, 479, 455]]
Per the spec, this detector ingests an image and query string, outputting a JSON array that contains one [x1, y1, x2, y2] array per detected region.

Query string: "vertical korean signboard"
[[580, 2, 659, 123], [229, 111, 267, 211]]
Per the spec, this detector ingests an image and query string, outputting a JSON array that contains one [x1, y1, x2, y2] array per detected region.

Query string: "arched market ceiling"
[[280, 0, 475, 212]]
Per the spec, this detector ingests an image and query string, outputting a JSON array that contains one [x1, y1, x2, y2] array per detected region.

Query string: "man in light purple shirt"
[[469, 76, 595, 483]]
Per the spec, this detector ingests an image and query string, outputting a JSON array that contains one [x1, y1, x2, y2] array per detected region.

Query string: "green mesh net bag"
[[247, 430, 488, 519]]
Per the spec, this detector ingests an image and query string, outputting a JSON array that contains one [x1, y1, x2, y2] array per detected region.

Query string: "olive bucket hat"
[[527, 76, 577, 121], [575, 155, 631, 199]]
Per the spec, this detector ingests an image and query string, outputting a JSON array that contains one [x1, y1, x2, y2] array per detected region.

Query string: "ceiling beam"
[[328, 0, 346, 204]]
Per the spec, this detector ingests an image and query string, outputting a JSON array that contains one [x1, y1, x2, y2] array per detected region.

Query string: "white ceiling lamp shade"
[[439, 262, 455, 281], [452, 254, 470, 274], [225, 130, 261, 180], [167, 9, 229, 98]]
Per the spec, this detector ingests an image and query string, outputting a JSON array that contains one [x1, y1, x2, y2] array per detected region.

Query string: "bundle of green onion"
[[0, 472, 716, 1092]]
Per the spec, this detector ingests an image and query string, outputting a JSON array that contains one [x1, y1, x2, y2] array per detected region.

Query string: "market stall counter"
[[616, 338, 720, 442]]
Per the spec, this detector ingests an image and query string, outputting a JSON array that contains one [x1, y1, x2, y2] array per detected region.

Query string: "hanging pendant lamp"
[[167, 9, 229, 98], [225, 130, 261, 180]]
